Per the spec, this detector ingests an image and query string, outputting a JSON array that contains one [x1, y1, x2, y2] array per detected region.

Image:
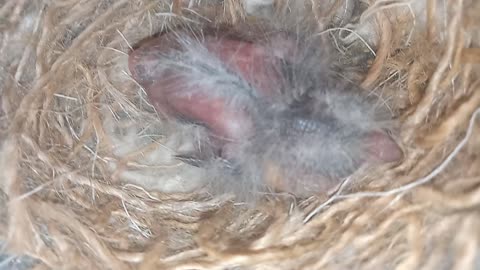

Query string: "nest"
[[1, 0, 480, 269]]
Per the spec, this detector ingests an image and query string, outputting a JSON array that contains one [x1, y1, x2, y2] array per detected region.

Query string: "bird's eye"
[[291, 118, 321, 133], [282, 109, 337, 136]]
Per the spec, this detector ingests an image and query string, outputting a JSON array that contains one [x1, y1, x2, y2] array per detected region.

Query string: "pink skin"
[[128, 30, 403, 195], [128, 32, 291, 143], [366, 131, 403, 163], [202, 36, 283, 98]]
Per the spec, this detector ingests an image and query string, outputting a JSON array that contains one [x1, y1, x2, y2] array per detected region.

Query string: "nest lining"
[[0, 0, 479, 269]]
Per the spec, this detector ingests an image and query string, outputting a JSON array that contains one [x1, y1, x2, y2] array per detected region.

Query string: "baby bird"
[[128, 26, 402, 198]]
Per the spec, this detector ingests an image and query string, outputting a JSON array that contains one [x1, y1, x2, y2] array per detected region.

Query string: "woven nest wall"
[[1, 0, 480, 269]]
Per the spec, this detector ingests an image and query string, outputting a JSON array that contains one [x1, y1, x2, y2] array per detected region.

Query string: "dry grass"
[[0, 0, 480, 269]]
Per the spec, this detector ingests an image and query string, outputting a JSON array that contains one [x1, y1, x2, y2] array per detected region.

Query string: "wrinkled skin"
[[128, 31, 288, 144], [128, 28, 403, 197]]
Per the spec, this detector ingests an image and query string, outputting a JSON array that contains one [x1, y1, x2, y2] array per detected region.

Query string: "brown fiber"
[[1, 0, 480, 269]]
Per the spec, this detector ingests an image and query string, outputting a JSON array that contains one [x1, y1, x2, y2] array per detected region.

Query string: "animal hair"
[[128, 23, 401, 200]]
